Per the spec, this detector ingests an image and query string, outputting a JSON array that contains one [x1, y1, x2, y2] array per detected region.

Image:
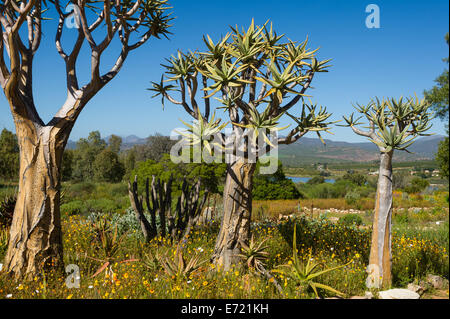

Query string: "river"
[[286, 176, 335, 184]]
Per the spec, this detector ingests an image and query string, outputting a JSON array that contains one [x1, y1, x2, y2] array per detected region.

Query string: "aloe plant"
[[90, 216, 127, 262], [341, 96, 433, 289], [158, 245, 205, 280], [238, 235, 269, 272], [150, 19, 334, 270], [272, 225, 350, 298]]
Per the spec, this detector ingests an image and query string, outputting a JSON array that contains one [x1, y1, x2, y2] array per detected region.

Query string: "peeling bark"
[[4, 123, 68, 279], [366, 151, 393, 289], [212, 159, 256, 270]]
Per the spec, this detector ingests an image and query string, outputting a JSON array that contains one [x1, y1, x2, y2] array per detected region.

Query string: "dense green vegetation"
[[424, 33, 449, 181], [0, 129, 19, 181], [253, 161, 301, 200]]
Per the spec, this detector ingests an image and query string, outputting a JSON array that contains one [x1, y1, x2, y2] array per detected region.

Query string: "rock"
[[349, 296, 367, 299], [378, 289, 420, 299], [418, 279, 432, 292], [407, 283, 425, 295], [0, 263, 2, 271], [426, 274, 449, 290], [364, 291, 374, 299]]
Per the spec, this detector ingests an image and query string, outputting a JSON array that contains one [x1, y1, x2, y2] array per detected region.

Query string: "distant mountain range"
[[66, 134, 445, 164], [277, 135, 445, 165]]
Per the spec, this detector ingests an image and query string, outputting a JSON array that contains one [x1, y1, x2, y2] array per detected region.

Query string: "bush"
[[253, 179, 302, 200], [61, 200, 84, 216], [306, 176, 325, 185], [297, 179, 354, 199], [344, 190, 361, 206], [65, 181, 96, 199], [393, 212, 410, 225], [404, 177, 430, 194], [61, 198, 128, 216], [340, 214, 363, 227], [341, 172, 367, 186]]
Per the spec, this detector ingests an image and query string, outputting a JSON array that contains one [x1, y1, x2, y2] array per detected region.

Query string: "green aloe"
[[272, 224, 350, 298]]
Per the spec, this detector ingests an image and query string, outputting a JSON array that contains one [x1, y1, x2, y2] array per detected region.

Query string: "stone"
[[418, 280, 432, 292], [378, 289, 420, 299], [364, 291, 374, 299], [407, 283, 424, 295], [426, 274, 449, 290], [349, 296, 367, 299]]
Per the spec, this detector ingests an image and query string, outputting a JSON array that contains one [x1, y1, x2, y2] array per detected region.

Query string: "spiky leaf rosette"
[[151, 19, 334, 158], [341, 96, 434, 153], [176, 111, 228, 155]]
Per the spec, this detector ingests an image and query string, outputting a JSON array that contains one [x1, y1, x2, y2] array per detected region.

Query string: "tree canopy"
[[424, 33, 449, 122], [150, 20, 335, 161]]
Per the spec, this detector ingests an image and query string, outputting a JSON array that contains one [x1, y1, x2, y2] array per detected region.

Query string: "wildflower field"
[[0, 191, 448, 299]]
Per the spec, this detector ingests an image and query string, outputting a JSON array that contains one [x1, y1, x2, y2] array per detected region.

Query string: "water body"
[[287, 176, 335, 184]]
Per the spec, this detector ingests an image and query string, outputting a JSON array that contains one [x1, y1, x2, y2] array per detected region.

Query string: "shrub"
[[344, 190, 361, 206], [306, 176, 325, 185], [61, 200, 84, 216], [61, 198, 128, 216], [65, 181, 96, 199], [341, 172, 367, 186], [253, 179, 302, 200], [340, 214, 363, 227], [393, 212, 410, 225], [404, 177, 430, 194]]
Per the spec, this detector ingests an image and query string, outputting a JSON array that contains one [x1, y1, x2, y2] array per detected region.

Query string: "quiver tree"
[[0, 0, 172, 279], [150, 20, 334, 269], [128, 175, 208, 243], [342, 96, 433, 288]]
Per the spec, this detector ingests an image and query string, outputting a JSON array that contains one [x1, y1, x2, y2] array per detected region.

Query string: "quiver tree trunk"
[[211, 159, 256, 270], [366, 151, 393, 289], [4, 125, 68, 279]]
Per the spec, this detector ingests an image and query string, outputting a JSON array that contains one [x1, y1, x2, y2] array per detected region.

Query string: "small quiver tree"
[[341, 96, 433, 289], [150, 20, 335, 270]]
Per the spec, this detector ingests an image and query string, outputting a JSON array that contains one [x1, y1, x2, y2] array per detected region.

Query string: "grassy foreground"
[[0, 191, 448, 299]]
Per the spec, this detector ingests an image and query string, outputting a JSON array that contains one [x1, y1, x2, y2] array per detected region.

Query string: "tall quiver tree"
[[150, 20, 334, 270], [0, 0, 172, 279], [342, 96, 433, 288]]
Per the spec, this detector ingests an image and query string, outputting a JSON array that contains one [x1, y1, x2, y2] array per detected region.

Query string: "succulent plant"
[[237, 235, 269, 272], [272, 224, 350, 298], [158, 245, 205, 280]]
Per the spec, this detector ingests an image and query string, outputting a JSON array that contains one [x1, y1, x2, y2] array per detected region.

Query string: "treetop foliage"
[[424, 33, 449, 122], [150, 19, 336, 156], [342, 96, 434, 153]]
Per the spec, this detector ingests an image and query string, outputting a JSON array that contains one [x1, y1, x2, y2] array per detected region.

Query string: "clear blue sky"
[[0, 0, 448, 143]]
